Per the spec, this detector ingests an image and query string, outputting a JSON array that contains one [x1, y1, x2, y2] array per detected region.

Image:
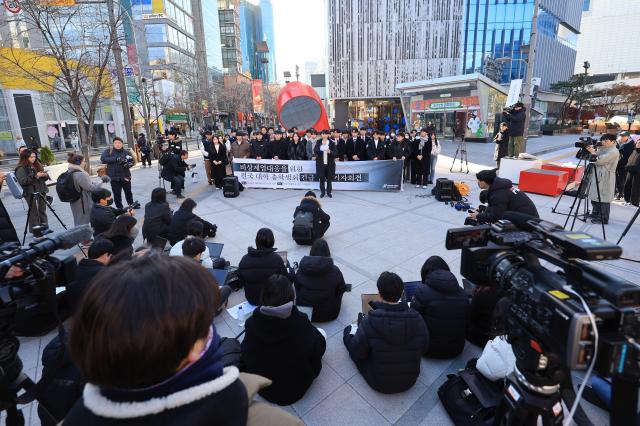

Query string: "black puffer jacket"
[[476, 177, 539, 224], [142, 201, 172, 241], [293, 197, 330, 240], [412, 270, 469, 358], [504, 107, 526, 137], [100, 147, 132, 181], [161, 155, 187, 181], [90, 204, 125, 237], [166, 209, 215, 245], [343, 301, 429, 394], [238, 247, 288, 305], [241, 306, 325, 405], [294, 256, 346, 322]]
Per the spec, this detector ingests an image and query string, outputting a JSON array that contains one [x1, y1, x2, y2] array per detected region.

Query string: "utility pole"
[[295, 64, 300, 81], [107, 0, 135, 149], [521, 0, 538, 152]]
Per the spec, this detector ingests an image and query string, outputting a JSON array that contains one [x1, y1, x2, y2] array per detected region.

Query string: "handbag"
[[431, 140, 442, 156]]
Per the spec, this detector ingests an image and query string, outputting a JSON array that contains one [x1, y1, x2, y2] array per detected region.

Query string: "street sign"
[[3, 0, 21, 14], [124, 67, 134, 77]]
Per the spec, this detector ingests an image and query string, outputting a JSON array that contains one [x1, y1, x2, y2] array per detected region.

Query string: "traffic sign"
[[124, 67, 134, 77]]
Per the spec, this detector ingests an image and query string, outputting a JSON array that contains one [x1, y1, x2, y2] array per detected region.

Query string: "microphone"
[[0, 225, 92, 274]]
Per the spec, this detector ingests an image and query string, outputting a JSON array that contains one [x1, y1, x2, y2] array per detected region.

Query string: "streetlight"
[[577, 61, 590, 127]]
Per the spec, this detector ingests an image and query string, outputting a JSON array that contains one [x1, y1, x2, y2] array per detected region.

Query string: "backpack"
[[55, 170, 82, 202], [159, 151, 173, 166], [455, 181, 471, 197], [292, 210, 315, 244]]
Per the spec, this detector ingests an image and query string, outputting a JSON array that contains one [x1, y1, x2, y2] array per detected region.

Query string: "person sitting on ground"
[[66, 239, 114, 312], [181, 235, 232, 309], [292, 191, 330, 245], [294, 238, 347, 322], [65, 254, 302, 426], [412, 258, 469, 358], [466, 285, 504, 348], [170, 220, 215, 268], [142, 187, 172, 244], [241, 274, 326, 406], [98, 214, 138, 257], [468, 169, 539, 224], [161, 149, 189, 199], [238, 228, 288, 306], [167, 198, 217, 245], [89, 188, 133, 237], [343, 272, 429, 394]]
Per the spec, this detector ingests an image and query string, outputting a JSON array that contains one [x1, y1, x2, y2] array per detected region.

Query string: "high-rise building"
[[575, 0, 640, 79], [328, 0, 463, 130], [218, 0, 242, 74], [259, 0, 276, 83], [202, 0, 224, 75], [461, 0, 583, 90], [239, 0, 262, 79]]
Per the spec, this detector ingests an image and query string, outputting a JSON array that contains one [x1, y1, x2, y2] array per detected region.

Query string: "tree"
[[0, 1, 123, 173], [218, 80, 252, 128], [591, 83, 632, 119], [550, 75, 594, 125]]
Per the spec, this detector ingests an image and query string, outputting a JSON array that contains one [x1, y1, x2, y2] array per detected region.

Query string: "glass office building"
[[202, 0, 223, 74], [461, 0, 583, 89], [259, 0, 276, 83]]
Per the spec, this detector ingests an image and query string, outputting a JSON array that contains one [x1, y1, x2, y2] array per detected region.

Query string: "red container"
[[541, 164, 585, 183], [519, 168, 569, 197]]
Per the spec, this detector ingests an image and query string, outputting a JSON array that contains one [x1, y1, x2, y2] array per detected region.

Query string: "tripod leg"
[[617, 207, 640, 244], [42, 195, 67, 230], [22, 196, 34, 246]]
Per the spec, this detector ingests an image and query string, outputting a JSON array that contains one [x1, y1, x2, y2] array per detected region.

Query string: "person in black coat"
[[386, 132, 409, 162], [250, 133, 269, 159], [493, 122, 509, 168], [161, 150, 190, 198], [268, 130, 288, 160], [238, 228, 289, 305], [167, 130, 183, 154], [294, 239, 346, 322], [100, 137, 134, 209], [412, 268, 469, 359], [66, 239, 113, 312], [411, 128, 432, 188], [287, 133, 307, 160], [293, 191, 330, 243], [470, 169, 539, 224], [616, 132, 636, 199], [207, 136, 228, 189], [314, 130, 337, 198], [167, 198, 216, 245], [467, 286, 503, 348], [366, 131, 387, 161], [0, 173, 18, 244], [99, 214, 137, 256], [142, 187, 172, 243], [336, 129, 349, 161], [89, 188, 130, 237], [241, 274, 326, 405], [349, 128, 369, 161], [344, 272, 429, 394]]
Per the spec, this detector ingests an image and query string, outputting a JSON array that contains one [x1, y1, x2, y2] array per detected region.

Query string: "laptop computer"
[[206, 242, 224, 258], [403, 281, 422, 302], [207, 268, 229, 286]]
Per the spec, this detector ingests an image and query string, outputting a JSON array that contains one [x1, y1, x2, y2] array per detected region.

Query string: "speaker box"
[[223, 176, 239, 198], [433, 178, 457, 202]]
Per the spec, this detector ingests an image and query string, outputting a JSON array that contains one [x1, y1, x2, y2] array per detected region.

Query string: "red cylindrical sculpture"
[[277, 81, 329, 131]]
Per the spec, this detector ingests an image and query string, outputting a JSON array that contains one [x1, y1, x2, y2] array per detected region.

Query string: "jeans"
[[140, 152, 151, 167], [429, 155, 438, 183], [110, 180, 133, 209], [508, 136, 524, 157], [171, 176, 185, 196]]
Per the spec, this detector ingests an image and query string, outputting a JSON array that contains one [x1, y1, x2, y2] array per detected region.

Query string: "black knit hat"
[[304, 191, 316, 198]]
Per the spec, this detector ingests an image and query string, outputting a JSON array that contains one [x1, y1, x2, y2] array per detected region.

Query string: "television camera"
[[446, 214, 639, 426], [575, 136, 602, 161]]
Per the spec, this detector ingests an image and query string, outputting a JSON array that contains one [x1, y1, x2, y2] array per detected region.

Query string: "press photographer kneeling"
[[584, 134, 619, 225], [89, 188, 137, 237]]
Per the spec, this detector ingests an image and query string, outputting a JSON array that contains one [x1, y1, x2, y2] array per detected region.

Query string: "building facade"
[[327, 0, 464, 130], [461, 0, 583, 90], [575, 0, 640, 79], [239, 0, 262, 79], [259, 0, 276, 83], [218, 0, 242, 74]]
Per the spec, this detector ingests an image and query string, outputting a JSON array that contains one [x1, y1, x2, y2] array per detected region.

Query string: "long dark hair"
[[18, 149, 44, 172], [310, 238, 331, 257], [151, 187, 167, 204], [103, 215, 137, 239]]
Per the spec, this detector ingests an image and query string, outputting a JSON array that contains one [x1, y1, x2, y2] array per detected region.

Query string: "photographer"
[[167, 130, 182, 154], [100, 136, 134, 209], [586, 134, 620, 225], [65, 153, 107, 227], [90, 188, 134, 236], [502, 102, 526, 157], [469, 169, 538, 224], [161, 149, 191, 199], [15, 149, 50, 234]]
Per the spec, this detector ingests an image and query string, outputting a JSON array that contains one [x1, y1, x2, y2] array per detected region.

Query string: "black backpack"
[[159, 151, 173, 166], [55, 170, 82, 202], [292, 210, 314, 244]]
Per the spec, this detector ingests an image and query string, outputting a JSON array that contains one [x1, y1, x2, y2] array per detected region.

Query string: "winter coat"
[[90, 204, 124, 237], [15, 165, 48, 196], [348, 136, 369, 160], [314, 140, 337, 179], [386, 140, 409, 160], [268, 139, 288, 160], [411, 137, 432, 169], [412, 270, 469, 358], [142, 201, 172, 241], [66, 258, 105, 310], [100, 147, 132, 181], [100, 234, 133, 256], [294, 255, 346, 322], [336, 138, 347, 160], [493, 130, 509, 161], [293, 197, 330, 239], [589, 145, 620, 203], [617, 140, 636, 172], [241, 304, 326, 405], [476, 177, 539, 223], [466, 287, 502, 348], [238, 247, 288, 305], [287, 141, 307, 160], [504, 107, 526, 137], [68, 164, 102, 227], [201, 139, 212, 159], [167, 209, 214, 245], [626, 148, 640, 176], [161, 155, 188, 182], [344, 301, 429, 394], [230, 140, 251, 159], [250, 139, 269, 159], [305, 138, 317, 160], [208, 143, 229, 165], [0, 196, 18, 244], [476, 337, 516, 382], [366, 138, 386, 160]]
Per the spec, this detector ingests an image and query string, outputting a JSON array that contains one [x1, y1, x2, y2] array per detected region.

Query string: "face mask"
[[106, 198, 113, 206]]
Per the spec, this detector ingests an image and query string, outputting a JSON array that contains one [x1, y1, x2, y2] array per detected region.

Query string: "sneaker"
[[415, 185, 420, 188], [176, 194, 185, 199], [320, 193, 325, 198], [423, 185, 428, 189], [622, 202, 631, 206]]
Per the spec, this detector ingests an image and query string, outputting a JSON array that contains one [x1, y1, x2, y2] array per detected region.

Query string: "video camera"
[[125, 200, 141, 212], [575, 136, 602, 161], [446, 214, 639, 424]]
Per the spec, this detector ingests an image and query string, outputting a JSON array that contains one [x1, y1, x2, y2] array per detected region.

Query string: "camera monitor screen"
[[445, 226, 491, 250]]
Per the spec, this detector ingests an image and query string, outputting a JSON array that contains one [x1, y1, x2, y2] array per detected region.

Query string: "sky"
[[270, 0, 327, 83]]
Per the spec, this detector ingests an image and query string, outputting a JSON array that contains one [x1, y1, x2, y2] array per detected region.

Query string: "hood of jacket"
[[259, 301, 294, 319], [248, 307, 303, 344], [298, 255, 333, 275], [425, 270, 460, 294], [490, 177, 512, 192], [247, 247, 277, 257], [367, 301, 421, 346]]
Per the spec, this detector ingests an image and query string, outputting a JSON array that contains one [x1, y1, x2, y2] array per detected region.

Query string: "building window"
[[145, 24, 167, 44], [582, 0, 590, 11], [148, 47, 168, 65]]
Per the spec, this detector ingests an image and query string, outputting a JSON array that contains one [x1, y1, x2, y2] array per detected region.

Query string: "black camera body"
[[120, 155, 134, 170], [575, 136, 602, 162]]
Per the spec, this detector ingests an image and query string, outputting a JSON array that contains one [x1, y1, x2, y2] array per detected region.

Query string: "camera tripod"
[[551, 155, 589, 216], [617, 205, 639, 245], [21, 192, 67, 246], [560, 161, 607, 241], [450, 137, 469, 174]]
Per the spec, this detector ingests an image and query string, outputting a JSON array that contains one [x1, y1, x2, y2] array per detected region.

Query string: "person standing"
[[52, 134, 62, 151], [585, 134, 620, 225], [230, 131, 251, 166], [100, 137, 134, 209], [623, 137, 640, 207], [287, 132, 306, 160], [305, 129, 318, 160], [137, 133, 152, 168], [353, 128, 370, 161], [615, 131, 635, 200], [428, 131, 441, 185], [14, 135, 26, 153], [412, 128, 431, 188], [208, 136, 228, 189], [250, 132, 269, 160], [336, 129, 348, 161], [66, 153, 107, 227], [201, 131, 214, 185], [493, 122, 509, 168], [366, 131, 386, 161], [70, 132, 80, 151], [314, 130, 337, 198], [268, 130, 288, 160], [503, 102, 526, 157], [15, 149, 50, 233]]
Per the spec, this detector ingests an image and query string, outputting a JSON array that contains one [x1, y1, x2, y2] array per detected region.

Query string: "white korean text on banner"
[[232, 159, 403, 191]]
